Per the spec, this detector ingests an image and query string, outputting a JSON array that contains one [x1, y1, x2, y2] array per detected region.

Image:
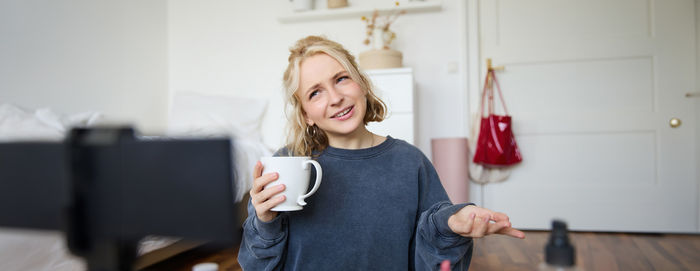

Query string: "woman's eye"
[[337, 76, 349, 83], [309, 90, 319, 99]]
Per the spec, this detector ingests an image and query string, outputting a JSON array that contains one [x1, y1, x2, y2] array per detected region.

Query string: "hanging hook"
[[485, 58, 503, 89], [486, 58, 505, 72]]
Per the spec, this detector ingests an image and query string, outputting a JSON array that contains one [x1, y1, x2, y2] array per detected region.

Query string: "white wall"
[[696, 0, 700, 232], [168, 0, 467, 152], [0, 0, 169, 133], [0, 0, 465, 152]]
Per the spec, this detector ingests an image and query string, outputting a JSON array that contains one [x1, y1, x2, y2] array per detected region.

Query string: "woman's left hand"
[[447, 205, 525, 239]]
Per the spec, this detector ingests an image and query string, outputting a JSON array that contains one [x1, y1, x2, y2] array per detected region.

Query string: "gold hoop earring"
[[306, 125, 317, 137]]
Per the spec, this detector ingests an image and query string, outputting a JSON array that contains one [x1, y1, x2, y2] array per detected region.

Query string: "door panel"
[[475, 0, 697, 232], [515, 132, 657, 187], [500, 57, 655, 115], [498, 0, 652, 42]]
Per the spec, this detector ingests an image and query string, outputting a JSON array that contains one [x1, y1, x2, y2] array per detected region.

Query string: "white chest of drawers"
[[364, 68, 415, 145]]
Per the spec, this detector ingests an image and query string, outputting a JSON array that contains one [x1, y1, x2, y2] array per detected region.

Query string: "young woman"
[[238, 36, 524, 270]]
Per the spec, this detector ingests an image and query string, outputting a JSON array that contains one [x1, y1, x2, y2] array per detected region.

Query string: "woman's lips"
[[332, 105, 354, 120]]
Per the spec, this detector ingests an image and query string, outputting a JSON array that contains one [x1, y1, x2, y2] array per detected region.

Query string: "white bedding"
[[0, 100, 271, 270], [0, 102, 268, 201], [0, 104, 99, 270], [0, 103, 102, 142]]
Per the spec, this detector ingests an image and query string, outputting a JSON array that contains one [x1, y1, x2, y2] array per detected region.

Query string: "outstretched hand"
[[448, 205, 525, 239]]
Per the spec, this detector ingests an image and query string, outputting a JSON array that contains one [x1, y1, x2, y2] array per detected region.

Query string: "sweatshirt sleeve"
[[414, 158, 474, 270], [237, 198, 288, 271]]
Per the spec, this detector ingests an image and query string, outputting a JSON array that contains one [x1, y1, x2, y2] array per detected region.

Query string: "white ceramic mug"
[[261, 156, 322, 211]]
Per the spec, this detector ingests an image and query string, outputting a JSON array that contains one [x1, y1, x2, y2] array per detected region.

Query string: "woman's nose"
[[328, 87, 343, 106]]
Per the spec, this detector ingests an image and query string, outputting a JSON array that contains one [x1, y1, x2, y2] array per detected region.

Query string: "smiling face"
[[297, 53, 368, 141]]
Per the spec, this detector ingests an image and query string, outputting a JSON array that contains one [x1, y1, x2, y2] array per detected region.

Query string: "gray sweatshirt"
[[238, 136, 473, 270]]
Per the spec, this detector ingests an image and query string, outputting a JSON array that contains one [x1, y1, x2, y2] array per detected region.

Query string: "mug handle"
[[297, 160, 322, 206]]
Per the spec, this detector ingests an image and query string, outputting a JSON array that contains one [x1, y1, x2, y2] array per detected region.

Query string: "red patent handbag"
[[472, 69, 523, 166]]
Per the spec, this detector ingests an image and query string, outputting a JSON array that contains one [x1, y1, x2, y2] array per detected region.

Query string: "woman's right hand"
[[250, 161, 286, 222]]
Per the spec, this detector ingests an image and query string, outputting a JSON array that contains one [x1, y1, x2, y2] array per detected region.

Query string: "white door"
[[470, 0, 697, 232]]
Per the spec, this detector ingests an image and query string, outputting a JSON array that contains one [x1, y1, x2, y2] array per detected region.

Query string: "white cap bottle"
[[192, 262, 218, 271]]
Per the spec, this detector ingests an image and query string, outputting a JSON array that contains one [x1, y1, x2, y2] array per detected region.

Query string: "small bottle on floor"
[[538, 220, 583, 271]]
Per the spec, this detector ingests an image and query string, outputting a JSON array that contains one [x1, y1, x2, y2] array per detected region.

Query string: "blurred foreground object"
[[0, 127, 243, 271]]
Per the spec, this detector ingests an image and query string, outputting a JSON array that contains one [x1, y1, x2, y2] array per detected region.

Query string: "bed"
[[0, 92, 272, 270]]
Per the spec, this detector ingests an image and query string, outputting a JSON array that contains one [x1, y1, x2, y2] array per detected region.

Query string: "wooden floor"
[[472, 231, 700, 271], [141, 244, 242, 271], [141, 231, 700, 270]]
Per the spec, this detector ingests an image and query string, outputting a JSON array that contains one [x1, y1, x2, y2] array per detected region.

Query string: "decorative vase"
[[360, 25, 403, 69], [359, 49, 403, 70], [372, 29, 386, 50], [291, 0, 313, 12], [327, 0, 348, 9]]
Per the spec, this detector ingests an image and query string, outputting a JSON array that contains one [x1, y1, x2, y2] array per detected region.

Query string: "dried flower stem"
[[361, 3, 405, 49]]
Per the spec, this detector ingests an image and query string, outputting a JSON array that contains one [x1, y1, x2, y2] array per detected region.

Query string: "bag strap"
[[480, 70, 510, 117], [479, 71, 491, 117], [490, 70, 510, 115]]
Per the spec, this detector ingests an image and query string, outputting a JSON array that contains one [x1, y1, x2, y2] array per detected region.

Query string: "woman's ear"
[[305, 119, 315, 126], [303, 111, 315, 126]]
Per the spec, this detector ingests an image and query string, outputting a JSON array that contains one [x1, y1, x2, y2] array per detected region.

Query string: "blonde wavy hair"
[[282, 36, 387, 156]]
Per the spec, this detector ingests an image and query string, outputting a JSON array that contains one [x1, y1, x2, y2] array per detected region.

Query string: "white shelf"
[[278, 1, 442, 23]]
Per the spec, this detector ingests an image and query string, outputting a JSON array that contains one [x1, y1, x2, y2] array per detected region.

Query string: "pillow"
[[168, 92, 268, 141], [0, 103, 102, 142]]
